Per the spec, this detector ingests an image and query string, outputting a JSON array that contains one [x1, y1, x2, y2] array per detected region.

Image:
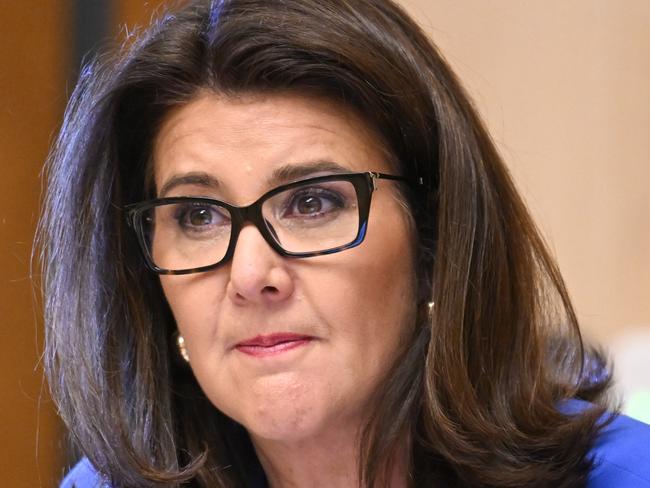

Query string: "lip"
[[234, 333, 315, 357]]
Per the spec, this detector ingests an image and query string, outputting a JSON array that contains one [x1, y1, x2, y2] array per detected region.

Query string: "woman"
[[39, 0, 650, 487]]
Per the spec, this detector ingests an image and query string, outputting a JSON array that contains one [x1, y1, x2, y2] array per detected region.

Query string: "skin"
[[153, 92, 416, 487]]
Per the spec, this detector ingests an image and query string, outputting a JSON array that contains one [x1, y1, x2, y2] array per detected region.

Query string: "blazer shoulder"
[[60, 458, 110, 488], [588, 412, 650, 487]]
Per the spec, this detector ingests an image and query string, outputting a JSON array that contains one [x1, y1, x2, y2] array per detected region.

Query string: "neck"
[[251, 427, 409, 488]]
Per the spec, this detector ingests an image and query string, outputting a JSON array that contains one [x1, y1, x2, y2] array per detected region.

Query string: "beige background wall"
[[2, 1, 648, 486], [400, 0, 650, 343]]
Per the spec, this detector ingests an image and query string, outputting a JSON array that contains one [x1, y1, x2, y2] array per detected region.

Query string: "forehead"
[[151, 92, 394, 199]]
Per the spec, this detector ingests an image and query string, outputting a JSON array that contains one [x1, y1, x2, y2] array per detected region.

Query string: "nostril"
[[262, 285, 279, 294]]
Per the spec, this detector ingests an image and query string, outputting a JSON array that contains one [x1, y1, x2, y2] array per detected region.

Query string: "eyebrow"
[[158, 160, 351, 198], [159, 172, 220, 198], [266, 160, 350, 186]]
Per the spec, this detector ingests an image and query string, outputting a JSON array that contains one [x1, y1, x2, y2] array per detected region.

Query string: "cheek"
[[313, 210, 417, 360], [159, 274, 227, 340], [360, 211, 417, 341]]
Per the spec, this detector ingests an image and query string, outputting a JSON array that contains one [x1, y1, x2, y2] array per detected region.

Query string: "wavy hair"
[[38, 0, 613, 486]]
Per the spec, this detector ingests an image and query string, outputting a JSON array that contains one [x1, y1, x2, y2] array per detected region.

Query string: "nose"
[[226, 223, 295, 305]]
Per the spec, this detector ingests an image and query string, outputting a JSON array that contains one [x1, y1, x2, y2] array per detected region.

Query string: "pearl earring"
[[177, 334, 190, 363]]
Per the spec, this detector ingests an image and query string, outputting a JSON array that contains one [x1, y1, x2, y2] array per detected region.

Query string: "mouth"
[[234, 333, 315, 357]]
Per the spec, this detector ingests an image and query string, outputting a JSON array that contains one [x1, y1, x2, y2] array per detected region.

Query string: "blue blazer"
[[61, 412, 650, 487], [588, 412, 650, 486]]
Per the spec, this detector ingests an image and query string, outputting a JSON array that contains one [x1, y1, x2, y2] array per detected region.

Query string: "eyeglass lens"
[[140, 179, 360, 271]]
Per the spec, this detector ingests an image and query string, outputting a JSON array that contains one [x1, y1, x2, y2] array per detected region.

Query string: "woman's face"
[[153, 92, 416, 443]]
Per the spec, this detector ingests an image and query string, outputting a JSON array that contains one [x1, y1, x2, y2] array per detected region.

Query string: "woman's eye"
[[175, 204, 228, 232], [187, 208, 213, 226], [283, 189, 344, 218], [296, 195, 324, 214]]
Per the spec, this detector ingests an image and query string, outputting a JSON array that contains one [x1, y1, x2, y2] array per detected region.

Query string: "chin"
[[236, 400, 325, 444], [224, 374, 353, 444]]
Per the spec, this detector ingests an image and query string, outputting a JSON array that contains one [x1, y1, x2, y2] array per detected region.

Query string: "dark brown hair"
[[38, 0, 613, 486]]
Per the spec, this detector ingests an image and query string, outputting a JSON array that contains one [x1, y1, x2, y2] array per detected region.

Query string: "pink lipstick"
[[235, 333, 313, 357]]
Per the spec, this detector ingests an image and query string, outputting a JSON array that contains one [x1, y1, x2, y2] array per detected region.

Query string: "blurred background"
[[1, 1, 648, 486]]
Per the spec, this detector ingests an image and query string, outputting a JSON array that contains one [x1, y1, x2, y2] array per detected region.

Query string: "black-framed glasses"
[[125, 171, 405, 275]]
